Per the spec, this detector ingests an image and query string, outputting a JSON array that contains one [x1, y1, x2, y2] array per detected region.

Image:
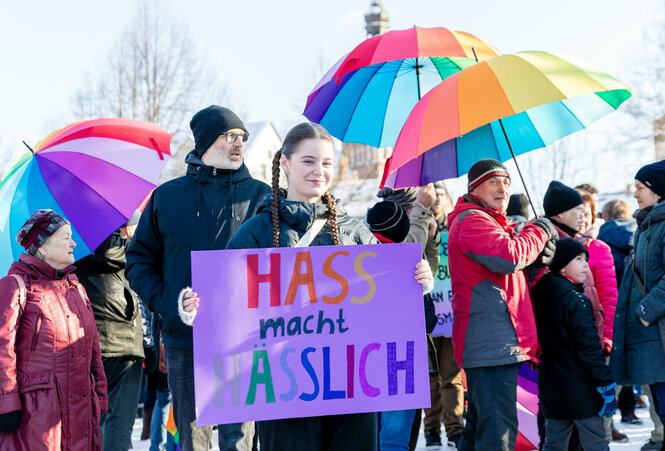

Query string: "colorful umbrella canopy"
[[382, 51, 631, 188], [304, 26, 499, 148], [0, 118, 171, 274], [328, 26, 499, 82]]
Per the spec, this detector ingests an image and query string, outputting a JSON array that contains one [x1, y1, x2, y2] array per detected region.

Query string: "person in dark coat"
[[126, 106, 270, 451], [366, 200, 437, 451], [0, 210, 108, 450], [181, 122, 433, 451], [611, 161, 665, 446], [598, 199, 636, 289], [533, 238, 615, 451], [75, 212, 153, 451]]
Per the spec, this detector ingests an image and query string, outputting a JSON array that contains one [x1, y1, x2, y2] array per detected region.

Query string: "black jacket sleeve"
[[567, 293, 613, 386], [126, 194, 166, 313], [424, 293, 437, 334]]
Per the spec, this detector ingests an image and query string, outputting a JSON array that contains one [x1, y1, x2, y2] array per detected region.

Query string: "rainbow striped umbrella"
[[382, 51, 631, 189], [304, 27, 499, 148], [0, 118, 171, 274]]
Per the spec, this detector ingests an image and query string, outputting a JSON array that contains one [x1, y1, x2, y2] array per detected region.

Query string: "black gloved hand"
[[537, 236, 556, 267], [531, 217, 559, 242], [0, 410, 21, 432], [143, 345, 159, 376]]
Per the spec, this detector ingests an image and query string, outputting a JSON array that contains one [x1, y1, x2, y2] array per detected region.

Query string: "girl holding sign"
[[182, 122, 432, 450]]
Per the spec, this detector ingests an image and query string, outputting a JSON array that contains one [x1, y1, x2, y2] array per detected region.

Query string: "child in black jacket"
[[533, 238, 616, 451]]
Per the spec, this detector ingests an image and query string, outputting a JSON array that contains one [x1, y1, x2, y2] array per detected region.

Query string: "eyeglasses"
[[223, 131, 249, 143]]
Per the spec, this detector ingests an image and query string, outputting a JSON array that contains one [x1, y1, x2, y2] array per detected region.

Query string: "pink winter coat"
[[0, 254, 107, 451], [577, 227, 618, 353]]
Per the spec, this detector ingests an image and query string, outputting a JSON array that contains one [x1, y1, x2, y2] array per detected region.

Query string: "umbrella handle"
[[498, 119, 539, 219]]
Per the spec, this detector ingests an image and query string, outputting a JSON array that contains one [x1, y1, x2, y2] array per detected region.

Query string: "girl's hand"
[[182, 290, 199, 313], [639, 316, 650, 327], [415, 260, 434, 294]]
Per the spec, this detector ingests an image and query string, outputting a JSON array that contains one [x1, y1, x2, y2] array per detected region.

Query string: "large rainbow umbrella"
[[382, 51, 631, 192], [304, 26, 499, 148], [0, 118, 171, 274]]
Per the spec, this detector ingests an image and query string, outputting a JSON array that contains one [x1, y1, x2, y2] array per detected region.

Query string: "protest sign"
[[191, 243, 429, 425], [430, 231, 454, 337]]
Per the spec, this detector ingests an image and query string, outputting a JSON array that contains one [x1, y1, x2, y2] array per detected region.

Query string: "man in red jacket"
[[448, 159, 558, 451]]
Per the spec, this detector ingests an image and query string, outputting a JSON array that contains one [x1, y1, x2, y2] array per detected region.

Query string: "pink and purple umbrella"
[[0, 118, 171, 274]]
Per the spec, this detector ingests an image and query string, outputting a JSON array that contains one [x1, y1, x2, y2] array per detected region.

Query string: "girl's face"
[[560, 253, 589, 284], [634, 179, 661, 210], [282, 138, 334, 204], [38, 224, 76, 269], [580, 202, 593, 234]]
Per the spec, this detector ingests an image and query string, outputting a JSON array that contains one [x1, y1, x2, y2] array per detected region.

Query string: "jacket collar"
[[256, 192, 347, 232], [12, 253, 76, 281], [449, 194, 513, 236], [635, 201, 665, 229]]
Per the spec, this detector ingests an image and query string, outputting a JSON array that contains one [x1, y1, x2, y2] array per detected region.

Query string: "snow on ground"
[[129, 405, 655, 450]]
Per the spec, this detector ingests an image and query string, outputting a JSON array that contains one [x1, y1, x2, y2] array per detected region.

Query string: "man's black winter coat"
[[126, 153, 270, 349]]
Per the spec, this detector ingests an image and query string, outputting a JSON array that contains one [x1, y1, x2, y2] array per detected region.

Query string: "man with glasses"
[[127, 105, 270, 450]]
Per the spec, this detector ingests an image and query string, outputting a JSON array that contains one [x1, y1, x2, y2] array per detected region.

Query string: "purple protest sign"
[[191, 243, 429, 425]]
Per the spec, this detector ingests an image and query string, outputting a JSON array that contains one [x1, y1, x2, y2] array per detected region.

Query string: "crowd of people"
[[1, 104, 665, 451]]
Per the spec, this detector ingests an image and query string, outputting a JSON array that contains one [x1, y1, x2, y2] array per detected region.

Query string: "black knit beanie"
[[543, 181, 583, 217], [549, 237, 588, 274], [507, 193, 530, 218], [189, 105, 248, 157], [467, 159, 510, 191], [635, 160, 665, 199], [366, 201, 410, 243], [376, 187, 419, 211]]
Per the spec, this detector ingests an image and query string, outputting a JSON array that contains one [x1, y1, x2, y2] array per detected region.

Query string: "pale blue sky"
[[0, 0, 655, 185]]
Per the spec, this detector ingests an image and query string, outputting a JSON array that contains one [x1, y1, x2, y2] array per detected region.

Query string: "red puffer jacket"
[[577, 228, 618, 353], [0, 254, 107, 451], [448, 196, 548, 369]]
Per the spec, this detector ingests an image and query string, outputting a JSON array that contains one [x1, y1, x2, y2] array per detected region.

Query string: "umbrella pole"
[[22, 141, 35, 155], [415, 57, 422, 100], [498, 119, 539, 218]]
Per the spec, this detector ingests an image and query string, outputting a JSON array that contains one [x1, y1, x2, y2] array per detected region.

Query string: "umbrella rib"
[[375, 60, 403, 148], [35, 155, 141, 222]]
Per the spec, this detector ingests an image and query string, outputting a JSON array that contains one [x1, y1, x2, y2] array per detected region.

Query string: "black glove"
[[143, 345, 159, 376], [536, 236, 556, 267], [0, 410, 21, 432], [531, 217, 559, 242]]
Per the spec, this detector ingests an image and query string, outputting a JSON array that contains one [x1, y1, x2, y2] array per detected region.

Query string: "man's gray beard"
[[208, 154, 243, 170]]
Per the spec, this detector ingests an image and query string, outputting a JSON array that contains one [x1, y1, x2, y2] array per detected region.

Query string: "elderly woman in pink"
[[0, 209, 107, 451]]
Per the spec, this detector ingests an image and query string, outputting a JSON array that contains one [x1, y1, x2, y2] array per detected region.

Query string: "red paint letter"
[[247, 253, 281, 308], [284, 251, 318, 306]]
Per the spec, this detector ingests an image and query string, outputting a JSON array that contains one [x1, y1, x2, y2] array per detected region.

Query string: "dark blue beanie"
[[189, 105, 248, 157], [635, 160, 665, 199]]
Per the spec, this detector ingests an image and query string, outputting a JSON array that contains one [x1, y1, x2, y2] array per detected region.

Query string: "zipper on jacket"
[[213, 168, 217, 176]]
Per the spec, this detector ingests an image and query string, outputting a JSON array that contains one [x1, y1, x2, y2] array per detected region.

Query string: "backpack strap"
[[295, 217, 327, 247], [10, 274, 27, 313]]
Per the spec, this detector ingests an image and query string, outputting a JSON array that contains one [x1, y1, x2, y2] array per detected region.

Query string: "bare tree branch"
[[72, 1, 240, 181]]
